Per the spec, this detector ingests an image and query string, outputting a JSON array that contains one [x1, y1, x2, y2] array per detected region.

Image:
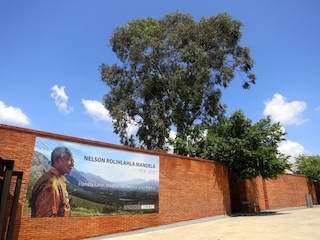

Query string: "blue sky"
[[1, 0, 319, 163]]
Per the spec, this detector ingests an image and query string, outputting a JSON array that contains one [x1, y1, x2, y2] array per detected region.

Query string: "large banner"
[[24, 137, 159, 217]]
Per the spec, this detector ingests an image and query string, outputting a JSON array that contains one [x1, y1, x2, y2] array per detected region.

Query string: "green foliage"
[[102, 204, 118, 214], [293, 155, 320, 182], [169, 110, 291, 180], [69, 195, 105, 212], [100, 12, 256, 151], [72, 207, 104, 216], [26, 175, 38, 202]]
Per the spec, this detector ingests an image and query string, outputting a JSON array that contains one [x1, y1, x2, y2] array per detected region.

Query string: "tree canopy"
[[293, 155, 320, 182], [100, 12, 256, 151], [169, 110, 291, 180]]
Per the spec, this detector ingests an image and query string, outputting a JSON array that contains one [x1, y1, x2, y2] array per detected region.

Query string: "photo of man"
[[24, 137, 159, 218], [30, 146, 74, 217]]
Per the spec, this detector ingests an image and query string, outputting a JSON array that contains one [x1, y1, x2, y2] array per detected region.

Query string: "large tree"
[[100, 12, 256, 151], [169, 110, 291, 180], [293, 155, 320, 182]]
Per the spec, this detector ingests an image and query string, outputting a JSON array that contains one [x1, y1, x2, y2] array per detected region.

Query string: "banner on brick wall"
[[23, 137, 159, 217]]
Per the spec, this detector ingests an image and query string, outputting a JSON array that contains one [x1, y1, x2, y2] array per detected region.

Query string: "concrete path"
[[87, 206, 320, 240]]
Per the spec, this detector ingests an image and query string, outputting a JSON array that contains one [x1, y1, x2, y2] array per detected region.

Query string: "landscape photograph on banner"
[[23, 137, 159, 217]]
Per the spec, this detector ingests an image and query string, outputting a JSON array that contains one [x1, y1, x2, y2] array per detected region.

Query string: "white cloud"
[[50, 85, 73, 115], [125, 118, 139, 136], [82, 99, 112, 122], [315, 106, 320, 111], [278, 140, 305, 164], [166, 129, 177, 153], [169, 129, 177, 139], [263, 93, 308, 125], [0, 101, 30, 125], [82, 99, 140, 139]]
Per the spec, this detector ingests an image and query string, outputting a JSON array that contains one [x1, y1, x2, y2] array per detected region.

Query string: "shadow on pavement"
[[231, 211, 288, 217]]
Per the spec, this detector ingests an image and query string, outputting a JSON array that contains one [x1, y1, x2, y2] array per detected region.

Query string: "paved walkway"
[[86, 206, 320, 240]]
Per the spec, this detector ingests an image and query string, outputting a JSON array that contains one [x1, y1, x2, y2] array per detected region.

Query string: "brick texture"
[[230, 174, 317, 212], [1, 124, 317, 239], [0, 124, 230, 240]]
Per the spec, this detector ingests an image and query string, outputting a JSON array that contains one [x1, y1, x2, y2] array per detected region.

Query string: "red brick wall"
[[0, 124, 231, 240], [230, 174, 317, 212]]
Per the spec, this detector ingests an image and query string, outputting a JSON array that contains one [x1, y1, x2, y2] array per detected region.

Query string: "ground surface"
[[86, 206, 320, 240]]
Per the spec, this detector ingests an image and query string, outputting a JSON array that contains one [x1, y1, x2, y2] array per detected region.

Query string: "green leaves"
[[100, 12, 256, 151], [170, 110, 291, 180], [293, 155, 320, 182]]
